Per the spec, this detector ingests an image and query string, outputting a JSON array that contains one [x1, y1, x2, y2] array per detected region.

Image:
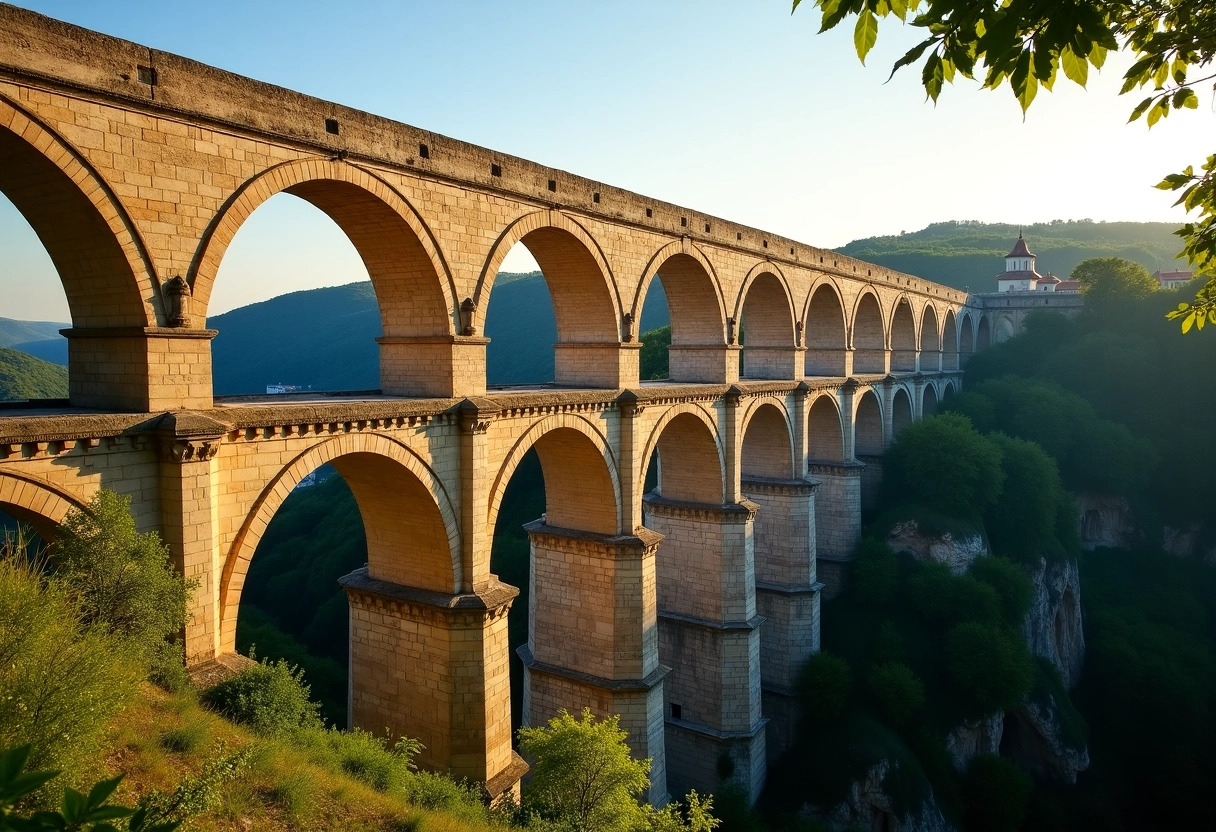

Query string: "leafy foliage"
[[1070, 257, 1160, 307], [962, 754, 1032, 832], [851, 537, 899, 605], [53, 492, 196, 688], [867, 662, 926, 728], [792, 0, 1216, 330], [797, 652, 853, 723], [200, 659, 322, 737], [945, 622, 1034, 716]]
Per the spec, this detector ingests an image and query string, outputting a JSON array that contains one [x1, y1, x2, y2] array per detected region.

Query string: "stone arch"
[[922, 383, 939, 417], [803, 279, 848, 375], [0, 93, 159, 327], [995, 314, 1016, 343], [851, 289, 886, 373], [740, 399, 796, 479], [634, 241, 730, 382], [222, 432, 460, 654], [960, 311, 976, 355], [854, 389, 884, 457], [488, 413, 622, 537], [942, 308, 960, 370], [976, 314, 992, 350], [191, 158, 457, 336], [892, 386, 914, 437], [807, 393, 846, 462], [736, 265, 798, 379], [942, 379, 958, 400], [920, 303, 941, 362], [478, 209, 622, 343], [890, 296, 918, 372], [0, 471, 87, 544], [641, 403, 727, 505]]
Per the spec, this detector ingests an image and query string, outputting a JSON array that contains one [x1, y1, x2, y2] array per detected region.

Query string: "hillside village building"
[[1153, 269, 1193, 289], [995, 234, 1076, 293]]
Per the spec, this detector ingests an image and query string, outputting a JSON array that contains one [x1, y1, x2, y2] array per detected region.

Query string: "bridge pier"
[[643, 494, 766, 805], [808, 461, 864, 599], [65, 328, 217, 412], [667, 344, 741, 383], [741, 346, 805, 380], [339, 568, 527, 802], [852, 347, 890, 375], [553, 342, 642, 388], [378, 335, 490, 397], [521, 521, 668, 805], [742, 476, 822, 761]]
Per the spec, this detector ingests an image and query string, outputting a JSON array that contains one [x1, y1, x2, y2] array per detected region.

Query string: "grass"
[[102, 684, 506, 832]]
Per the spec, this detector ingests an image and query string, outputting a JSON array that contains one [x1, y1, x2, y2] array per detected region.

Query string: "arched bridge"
[[0, 5, 991, 805]]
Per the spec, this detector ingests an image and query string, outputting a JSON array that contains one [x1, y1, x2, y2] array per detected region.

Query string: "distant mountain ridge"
[[837, 219, 1186, 291]]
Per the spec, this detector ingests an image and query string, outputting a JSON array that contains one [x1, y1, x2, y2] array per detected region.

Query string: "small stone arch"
[[0, 471, 87, 544], [807, 393, 846, 462], [488, 413, 622, 538], [920, 303, 941, 372], [0, 93, 159, 327], [922, 383, 939, 417], [641, 403, 727, 505], [851, 289, 887, 373], [736, 264, 798, 379], [191, 158, 458, 335], [942, 309, 960, 370], [890, 296, 918, 372], [740, 398, 797, 479], [960, 310, 975, 355], [892, 386, 914, 437], [995, 314, 1016, 343], [977, 314, 993, 350], [942, 379, 958, 400], [803, 279, 849, 375], [222, 432, 460, 654], [854, 389, 884, 457], [478, 209, 623, 344]]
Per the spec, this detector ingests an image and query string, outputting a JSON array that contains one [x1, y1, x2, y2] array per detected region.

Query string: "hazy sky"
[[2, 0, 1211, 320]]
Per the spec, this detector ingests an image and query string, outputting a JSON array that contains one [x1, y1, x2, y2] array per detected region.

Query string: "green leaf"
[[922, 52, 944, 102], [1089, 43, 1107, 70], [855, 8, 879, 64], [1128, 96, 1153, 122], [1196, 311, 1206, 331], [888, 38, 932, 81], [1146, 97, 1170, 127], [889, 0, 907, 22], [1060, 46, 1088, 86], [1182, 311, 1196, 333], [85, 775, 123, 811], [1011, 50, 1037, 112], [1173, 88, 1198, 110]]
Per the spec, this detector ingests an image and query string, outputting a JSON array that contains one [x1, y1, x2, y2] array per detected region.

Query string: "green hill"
[[0, 346, 68, 401], [837, 219, 1187, 291]]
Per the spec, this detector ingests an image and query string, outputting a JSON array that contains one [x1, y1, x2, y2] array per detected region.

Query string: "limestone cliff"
[[885, 520, 987, 575], [1022, 557, 1085, 689], [1077, 493, 1137, 550], [819, 760, 955, 832]]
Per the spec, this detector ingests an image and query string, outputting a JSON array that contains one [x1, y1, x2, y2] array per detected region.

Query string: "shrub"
[[963, 754, 1032, 832], [945, 623, 1034, 715], [159, 718, 210, 754], [868, 662, 926, 728], [970, 556, 1035, 627], [881, 414, 1004, 523], [797, 652, 852, 723], [138, 742, 253, 827], [53, 490, 197, 680], [851, 539, 899, 606], [906, 563, 1001, 627], [984, 433, 1066, 561], [200, 658, 322, 736], [293, 726, 419, 793], [267, 766, 318, 819], [0, 543, 140, 782]]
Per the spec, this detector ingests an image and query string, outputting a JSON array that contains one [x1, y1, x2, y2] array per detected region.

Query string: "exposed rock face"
[[1003, 699, 1090, 784], [1023, 557, 1085, 689], [886, 520, 987, 574], [945, 713, 1004, 772], [1077, 493, 1136, 550], [822, 760, 955, 832]]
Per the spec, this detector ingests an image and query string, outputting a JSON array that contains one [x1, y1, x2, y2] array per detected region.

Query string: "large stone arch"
[[477, 209, 622, 343], [977, 314, 993, 350], [995, 313, 1016, 343], [942, 308, 960, 370], [920, 303, 941, 372], [0, 93, 159, 327], [892, 386, 914, 437], [736, 264, 798, 379], [890, 295, 919, 372], [190, 158, 457, 335], [487, 413, 622, 537], [740, 398, 797, 479], [808, 393, 846, 461], [640, 403, 727, 505], [221, 432, 460, 654], [960, 310, 976, 355], [803, 279, 848, 375], [851, 289, 886, 373], [922, 383, 939, 417], [0, 471, 87, 544], [854, 389, 884, 456]]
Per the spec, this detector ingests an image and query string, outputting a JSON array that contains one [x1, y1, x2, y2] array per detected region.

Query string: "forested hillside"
[[0, 347, 67, 401], [838, 220, 1186, 291]]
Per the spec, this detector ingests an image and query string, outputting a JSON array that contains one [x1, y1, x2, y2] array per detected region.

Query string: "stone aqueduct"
[[0, 6, 998, 805]]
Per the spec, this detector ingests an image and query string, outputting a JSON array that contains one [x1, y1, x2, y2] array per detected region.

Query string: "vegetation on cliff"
[[0, 347, 66, 401]]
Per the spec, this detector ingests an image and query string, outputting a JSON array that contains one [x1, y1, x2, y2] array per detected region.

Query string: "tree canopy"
[[1071, 256, 1161, 306], [793, 0, 1216, 331]]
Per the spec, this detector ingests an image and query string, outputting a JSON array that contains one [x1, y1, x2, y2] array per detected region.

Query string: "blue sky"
[[2, 0, 1212, 319]]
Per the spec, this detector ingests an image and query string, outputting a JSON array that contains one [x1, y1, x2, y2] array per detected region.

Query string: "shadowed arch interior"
[[741, 403, 795, 479], [327, 452, 456, 592], [647, 252, 726, 347], [977, 315, 992, 349], [892, 387, 913, 436], [650, 412, 725, 504], [942, 309, 959, 369], [739, 272, 796, 380], [852, 292, 885, 373], [805, 283, 848, 375], [808, 396, 846, 461], [960, 311, 975, 354], [855, 390, 884, 456], [923, 384, 939, 417], [920, 305, 940, 352], [891, 299, 917, 371], [530, 427, 620, 535], [0, 119, 149, 327]]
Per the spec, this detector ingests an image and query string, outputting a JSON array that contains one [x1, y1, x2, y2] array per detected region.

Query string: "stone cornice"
[[741, 475, 820, 496], [523, 520, 664, 558], [807, 459, 865, 477], [516, 644, 670, 692], [658, 610, 766, 632], [642, 493, 759, 524], [340, 567, 517, 625], [665, 715, 769, 741]]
